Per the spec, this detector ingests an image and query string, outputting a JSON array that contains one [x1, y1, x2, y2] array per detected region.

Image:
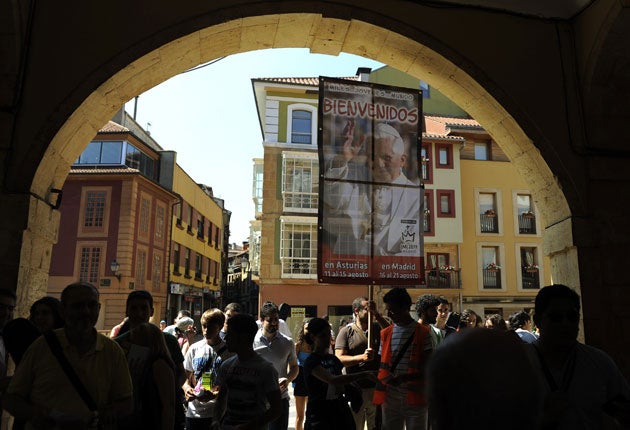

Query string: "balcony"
[[480, 213, 498, 233], [518, 213, 537, 234], [483, 268, 502, 289], [424, 268, 460, 289], [521, 267, 540, 289], [283, 192, 318, 213]]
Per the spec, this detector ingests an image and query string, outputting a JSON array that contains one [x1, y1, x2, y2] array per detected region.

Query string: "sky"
[[124, 48, 383, 245]]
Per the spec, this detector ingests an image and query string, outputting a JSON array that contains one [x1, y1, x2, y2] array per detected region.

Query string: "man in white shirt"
[[182, 308, 234, 430], [253, 301, 298, 430]]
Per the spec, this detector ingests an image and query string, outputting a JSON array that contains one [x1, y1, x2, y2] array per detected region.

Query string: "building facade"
[[48, 110, 227, 329], [250, 68, 551, 333]]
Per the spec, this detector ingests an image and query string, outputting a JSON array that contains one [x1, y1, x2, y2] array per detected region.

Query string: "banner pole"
[[368, 284, 373, 349]]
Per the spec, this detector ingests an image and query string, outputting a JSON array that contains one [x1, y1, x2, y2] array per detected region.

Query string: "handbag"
[[44, 331, 101, 428]]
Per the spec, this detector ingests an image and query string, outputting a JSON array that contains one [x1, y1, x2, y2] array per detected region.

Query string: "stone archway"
[[22, 14, 575, 309]]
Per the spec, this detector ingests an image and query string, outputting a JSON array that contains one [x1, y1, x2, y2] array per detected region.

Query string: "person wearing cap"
[[323, 121, 421, 256], [159, 320, 167, 331]]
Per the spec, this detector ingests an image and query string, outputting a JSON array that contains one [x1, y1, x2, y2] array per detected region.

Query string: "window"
[[436, 189, 455, 217], [426, 253, 449, 268], [195, 254, 202, 280], [139, 196, 151, 240], [84, 191, 106, 228], [421, 144, 432, 183], [75, 141, 123, 165], [197, 217, 204, 239], [125, 143, 156, 179], [215, 226, 221, 249], [481, 246, 501, 289], [79, 187, 111, 237], [136, 248, 147, 287], [184, 248, 190, 277], [208, 222, 214, 245], [516, 193, 537, 234], [282, 152, 319, 212], [152, 252, 162, 290], [423, 190, 434, 236], [173, 244, 180, 274], [435, 143, 453, 169], [419, 80, 430, 98], [280, 219, 317, 278], [474, 142, 489, 160], [187, 203, 193, 228], [79, 246, 101, 283], [253, 159, 264, 215], [209, 257, 216, 279], [520, 246, 540, 289], [250, 224, 261, 276], [290, 110, 312, 144], [175, 200, 182, 224], [479, 192, 499, 233], [155, 204, 165, 243]]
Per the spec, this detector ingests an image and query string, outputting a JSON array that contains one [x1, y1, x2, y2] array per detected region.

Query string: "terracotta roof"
[[70, 166, 140, 175], [253, 76, 359, 86], [422, 133, 464, 142], [425, 115, 481, 129], [99, 121, 130, 133]]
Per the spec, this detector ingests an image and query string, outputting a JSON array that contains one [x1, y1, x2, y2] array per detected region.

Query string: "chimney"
[[242, 241, 249, 251], [356, 67, 372, 82]]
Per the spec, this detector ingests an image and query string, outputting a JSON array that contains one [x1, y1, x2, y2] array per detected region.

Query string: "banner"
[[317, 77, 424, 285]]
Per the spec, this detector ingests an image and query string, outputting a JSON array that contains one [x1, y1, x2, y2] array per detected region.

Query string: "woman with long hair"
[[293, 318, 313, 430], [120, 323, 176, 430], [302, 318, 377, 430]]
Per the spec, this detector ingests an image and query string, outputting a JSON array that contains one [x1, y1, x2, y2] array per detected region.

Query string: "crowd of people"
[[0, 283, 628, 430]]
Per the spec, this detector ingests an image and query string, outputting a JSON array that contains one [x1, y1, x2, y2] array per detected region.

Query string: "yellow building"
[[168, 165, 226, 322]]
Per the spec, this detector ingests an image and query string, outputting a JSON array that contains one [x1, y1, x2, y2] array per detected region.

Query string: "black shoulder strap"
[[390, 332, 415, 374], [195, 344, 227, 381], [44, 331, 98, 411]]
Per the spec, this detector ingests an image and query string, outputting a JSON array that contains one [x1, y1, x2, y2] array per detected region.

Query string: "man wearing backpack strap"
[[373, 288, 432, 430], [4, 282, 133, 429]]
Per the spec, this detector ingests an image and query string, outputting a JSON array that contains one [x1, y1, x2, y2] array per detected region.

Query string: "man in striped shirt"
[[373, 288, 432, 430]]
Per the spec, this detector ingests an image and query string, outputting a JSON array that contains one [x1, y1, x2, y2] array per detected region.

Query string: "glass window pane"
[[479, 193, 495, 212], [439, 148, 448, 164], [516, 194, 531, 213], [474, 143, 488, 160], [440, 195, 450, 213], [291, 110, 312, 144], [101, 141, 123, 164], [80, 141, 102, 164]]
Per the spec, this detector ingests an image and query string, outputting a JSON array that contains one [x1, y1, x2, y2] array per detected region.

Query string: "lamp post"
[[110, 259, 121, 281]]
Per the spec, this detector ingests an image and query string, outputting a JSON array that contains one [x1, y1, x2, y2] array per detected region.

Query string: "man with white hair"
[[324, 121, 421, 256]]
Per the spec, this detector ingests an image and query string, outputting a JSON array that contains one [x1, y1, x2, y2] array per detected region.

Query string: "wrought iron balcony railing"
[[483, 268, 502, 288], [423, 268, 461, 289], [518, 214, 537, 234], [480, 213, 499, 233], [521, 267, 540, 289]]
